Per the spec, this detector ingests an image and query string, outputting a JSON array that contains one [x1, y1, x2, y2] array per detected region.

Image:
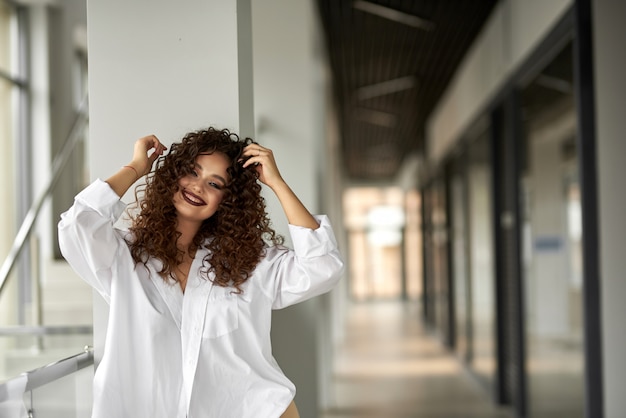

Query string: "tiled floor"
[[321, 301, 513, 418]]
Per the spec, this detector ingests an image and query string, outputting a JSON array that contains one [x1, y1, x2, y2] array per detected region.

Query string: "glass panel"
[[422, 186, 435, 325], [0, 76, 17, 378], [467, 133, 495, 388], [0, 73, 14, 173], [520, 41, 584, 417], [430, 178, 450, 342], [1, 2, 18, 354], [451, 159, 470, 361], [0, 76, 14, 165], [23, 361, 93, 418], [0, 334, 92, 382], [0, 2, 13, 75]]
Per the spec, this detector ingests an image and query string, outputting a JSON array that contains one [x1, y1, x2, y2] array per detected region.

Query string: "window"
[[1, 0, 23, 265], [1, 0, 28, 339]]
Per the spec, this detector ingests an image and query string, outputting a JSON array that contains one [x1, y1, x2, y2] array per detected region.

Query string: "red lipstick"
[[181, 190, 206, 206]]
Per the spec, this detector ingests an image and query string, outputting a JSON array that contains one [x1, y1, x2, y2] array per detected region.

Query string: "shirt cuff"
[[288, 215, 338, 258], [74, 178, 127, 222]]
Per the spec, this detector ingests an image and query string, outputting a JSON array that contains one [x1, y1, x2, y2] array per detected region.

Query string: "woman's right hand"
[[105, 135, 167, 198], [130, 135, 168, 177]]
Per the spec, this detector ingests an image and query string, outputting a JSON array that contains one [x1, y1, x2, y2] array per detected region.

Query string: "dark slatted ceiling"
[[316, 0, 500, 181]]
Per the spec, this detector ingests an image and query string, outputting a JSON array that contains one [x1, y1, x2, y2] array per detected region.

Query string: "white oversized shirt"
[[58, 179, 344, 418]]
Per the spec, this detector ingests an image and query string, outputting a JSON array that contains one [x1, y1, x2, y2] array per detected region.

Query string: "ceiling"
[[316, 0, 500, 182]]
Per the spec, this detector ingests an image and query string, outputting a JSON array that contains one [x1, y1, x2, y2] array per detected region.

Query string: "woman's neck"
[[176, 219, 201, 251]]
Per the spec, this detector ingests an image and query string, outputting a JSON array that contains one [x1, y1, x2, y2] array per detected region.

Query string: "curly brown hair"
[[127, 127, 283, 293]]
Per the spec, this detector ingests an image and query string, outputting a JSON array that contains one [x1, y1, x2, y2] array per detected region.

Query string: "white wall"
[[427, 0, 572, 164], [592, 0, 626, 416], [251, 1, 339, 415], [319, 68, 348, 409], [252, 0, 319, 235], [88, 1, 245, 159]]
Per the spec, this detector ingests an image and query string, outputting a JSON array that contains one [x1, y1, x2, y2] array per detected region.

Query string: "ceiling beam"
[[352, 1, 435, 31], [355, 75, 418, 101]]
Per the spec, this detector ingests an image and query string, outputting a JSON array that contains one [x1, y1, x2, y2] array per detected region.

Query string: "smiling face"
[[172, 152, 231, 230]]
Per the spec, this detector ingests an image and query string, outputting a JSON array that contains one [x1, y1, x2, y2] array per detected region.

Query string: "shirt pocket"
[[202, 293, 239, 338]]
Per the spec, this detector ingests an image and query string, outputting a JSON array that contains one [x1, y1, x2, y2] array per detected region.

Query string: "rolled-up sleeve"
[[58, 179, 128, 302], [267, 215, 344, 309]]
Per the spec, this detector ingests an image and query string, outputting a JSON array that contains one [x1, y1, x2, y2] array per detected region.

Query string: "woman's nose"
[[188, 178, 203, 192]]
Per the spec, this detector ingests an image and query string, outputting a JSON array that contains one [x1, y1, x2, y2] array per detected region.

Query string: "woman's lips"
[[181, 190, 206, 206]]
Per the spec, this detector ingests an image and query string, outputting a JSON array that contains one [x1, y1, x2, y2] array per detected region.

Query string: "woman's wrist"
[[127, 160, 149, 177], [122, 164, 140, 181], [266, 176, 288, 193]]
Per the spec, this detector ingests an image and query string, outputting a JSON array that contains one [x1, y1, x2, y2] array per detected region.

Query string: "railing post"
[[0, 98, 88, 298]]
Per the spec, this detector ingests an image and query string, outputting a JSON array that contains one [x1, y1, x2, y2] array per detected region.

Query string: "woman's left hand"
[[242, 143, 319, 229], [242, 144, 285, 189]]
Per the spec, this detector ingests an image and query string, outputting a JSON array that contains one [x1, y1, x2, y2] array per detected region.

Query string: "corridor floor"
[[320, 301, 513, 418]]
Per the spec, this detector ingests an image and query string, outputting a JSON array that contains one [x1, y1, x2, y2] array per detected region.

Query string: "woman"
[[58, 127, 344, 418]]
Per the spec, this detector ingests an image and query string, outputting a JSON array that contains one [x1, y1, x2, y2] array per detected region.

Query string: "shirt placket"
[[180, 263, 213, 415]]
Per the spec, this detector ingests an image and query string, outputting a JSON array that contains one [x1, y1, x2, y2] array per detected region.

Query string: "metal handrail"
[[0, 325, 92, 336], [0, 346, 94, 401], [0, 97, 89, 296]]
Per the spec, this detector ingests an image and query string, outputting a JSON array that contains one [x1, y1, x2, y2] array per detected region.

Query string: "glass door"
[[520, 41, 584, 417]]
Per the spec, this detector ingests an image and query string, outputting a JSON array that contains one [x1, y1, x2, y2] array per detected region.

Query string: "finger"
[[156, 141, 167, 155], [152, 144, 167, 161], [242, 156, 261, 168], [150, 137, 166, 154], [150, 136, 162, 151], [244, 144, 267, 154], [242, 147, 265, 167], [151, 149, 162, 161]]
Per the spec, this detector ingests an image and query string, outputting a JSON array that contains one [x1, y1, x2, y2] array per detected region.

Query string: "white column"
[[87, 0, 250, 167], [87, 0, 253, 364]]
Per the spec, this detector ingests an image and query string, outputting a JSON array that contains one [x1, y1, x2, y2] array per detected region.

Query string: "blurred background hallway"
[[321, 301, 512, 418], [3, 0, 626, 417]]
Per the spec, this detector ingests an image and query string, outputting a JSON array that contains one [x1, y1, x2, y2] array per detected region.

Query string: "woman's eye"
[[191, 170, 198, 177], [209, 182, 222, 190]]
